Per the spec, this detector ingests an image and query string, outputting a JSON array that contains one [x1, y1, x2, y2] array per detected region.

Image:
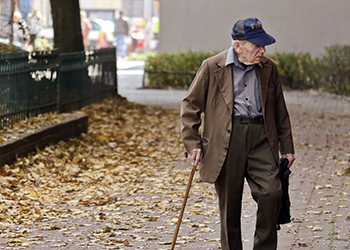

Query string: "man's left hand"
[[281, 153, 295, 168]]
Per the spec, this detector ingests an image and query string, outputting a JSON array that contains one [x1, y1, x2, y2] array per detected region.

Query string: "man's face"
[[235, 41, 266, 65]]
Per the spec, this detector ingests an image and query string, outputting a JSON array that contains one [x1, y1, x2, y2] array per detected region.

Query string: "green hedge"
[[322, 45, 350, 95], [144, 50, 217, 88], [144, 45, 350, 96], [267, 52, 322, 90], [267, 45, 350, 95]]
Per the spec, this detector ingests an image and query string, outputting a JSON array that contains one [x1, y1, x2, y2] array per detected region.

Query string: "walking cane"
[[170, 153, 197, 250]]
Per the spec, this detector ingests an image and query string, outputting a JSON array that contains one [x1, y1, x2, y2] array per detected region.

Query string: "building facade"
[[158, 0, 350, 56]]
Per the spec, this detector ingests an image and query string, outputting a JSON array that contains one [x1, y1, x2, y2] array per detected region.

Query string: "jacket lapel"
[[257, 57, 272, 111], [214, 51, 234, 115], [213, 52, 272, 116]]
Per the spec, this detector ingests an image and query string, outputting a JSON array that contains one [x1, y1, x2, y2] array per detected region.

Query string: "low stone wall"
[[0, 114, 88, 167]]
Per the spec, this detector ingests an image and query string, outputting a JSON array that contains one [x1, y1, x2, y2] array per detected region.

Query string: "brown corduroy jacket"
[[180, 48, 294, 183]]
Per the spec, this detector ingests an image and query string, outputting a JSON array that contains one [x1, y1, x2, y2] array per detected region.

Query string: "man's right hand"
[[188, 148, 202, 167]]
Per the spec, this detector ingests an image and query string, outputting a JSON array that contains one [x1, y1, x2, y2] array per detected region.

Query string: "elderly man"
[[180, 17, 295, 250]]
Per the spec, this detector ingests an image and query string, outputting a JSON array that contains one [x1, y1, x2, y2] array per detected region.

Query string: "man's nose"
[[260, 46, 266, 53]]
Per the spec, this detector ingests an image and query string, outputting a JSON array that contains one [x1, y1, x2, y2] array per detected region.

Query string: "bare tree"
[[49, 0, 84, 53], [8, 0, 16, 50]]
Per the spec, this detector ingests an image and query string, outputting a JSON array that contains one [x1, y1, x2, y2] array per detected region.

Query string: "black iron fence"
[[59, 48, 117, 112], [0, 47, 117, 128]]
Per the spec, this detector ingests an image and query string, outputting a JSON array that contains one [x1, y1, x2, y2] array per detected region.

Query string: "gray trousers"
[[215, 117, 282, 250]]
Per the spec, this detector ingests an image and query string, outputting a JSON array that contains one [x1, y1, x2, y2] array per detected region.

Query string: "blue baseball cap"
[[231, 17, 276, 46]]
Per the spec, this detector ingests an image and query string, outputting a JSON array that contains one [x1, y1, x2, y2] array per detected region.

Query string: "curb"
[[0, 114, 88, 167]]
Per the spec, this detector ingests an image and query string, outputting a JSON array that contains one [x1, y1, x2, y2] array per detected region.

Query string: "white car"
[[0, 37, 25, 49], [37, 18, 115, 49], [37, 27, 53, 42]]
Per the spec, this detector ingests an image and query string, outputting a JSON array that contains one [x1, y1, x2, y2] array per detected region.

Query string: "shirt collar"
[[225, 46, 262, 68], [225, 47, 235, 66]]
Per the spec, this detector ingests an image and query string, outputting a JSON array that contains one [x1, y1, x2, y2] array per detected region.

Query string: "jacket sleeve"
[[273, 64, 295, 155], [180, 60, 209, 152]]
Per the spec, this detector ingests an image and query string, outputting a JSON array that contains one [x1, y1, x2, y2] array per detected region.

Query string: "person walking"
[[12, 10, 30, 46], [27, 10, 42, 47], [114, 10, 129, 58], [180, 17, 295, 250]]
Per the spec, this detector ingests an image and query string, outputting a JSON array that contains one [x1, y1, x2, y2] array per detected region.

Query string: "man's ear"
[[234, 41, 241, 53]]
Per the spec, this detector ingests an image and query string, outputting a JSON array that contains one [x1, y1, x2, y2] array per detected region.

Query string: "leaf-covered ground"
[[0, 93, 350, 249], [1, 96, 210, 249]]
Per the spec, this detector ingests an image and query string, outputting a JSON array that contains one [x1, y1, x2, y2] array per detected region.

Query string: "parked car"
[[0, 38, 26, 51], [88, 19, 115, 49], [37, 27, 53, 43], [37, 18, 115, 49]]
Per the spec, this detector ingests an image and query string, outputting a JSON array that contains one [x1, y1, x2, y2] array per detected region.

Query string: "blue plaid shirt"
[[225, 47, 263, 118]]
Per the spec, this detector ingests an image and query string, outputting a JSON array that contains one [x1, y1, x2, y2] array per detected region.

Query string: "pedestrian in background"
[[114, 10, 129, 59], [12, 10, 30, 45], [27, 10, 42, 47], [180, 17, 295, 250]]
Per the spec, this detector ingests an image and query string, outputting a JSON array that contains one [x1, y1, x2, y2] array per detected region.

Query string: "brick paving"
[[1, 63, 348, 250], [277, 91, 350, 250], [118, 63, 350, 249]]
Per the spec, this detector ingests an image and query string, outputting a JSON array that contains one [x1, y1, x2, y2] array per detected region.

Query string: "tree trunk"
[[49, 0, 84, 53], [8, 0, 16, 50]]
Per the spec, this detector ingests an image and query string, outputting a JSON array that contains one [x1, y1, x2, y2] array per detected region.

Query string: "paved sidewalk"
[[117, 60, 187, 110], [118, 62, 350, 249], [277, 91, 350, 250], [0, 61, 348, 250]]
